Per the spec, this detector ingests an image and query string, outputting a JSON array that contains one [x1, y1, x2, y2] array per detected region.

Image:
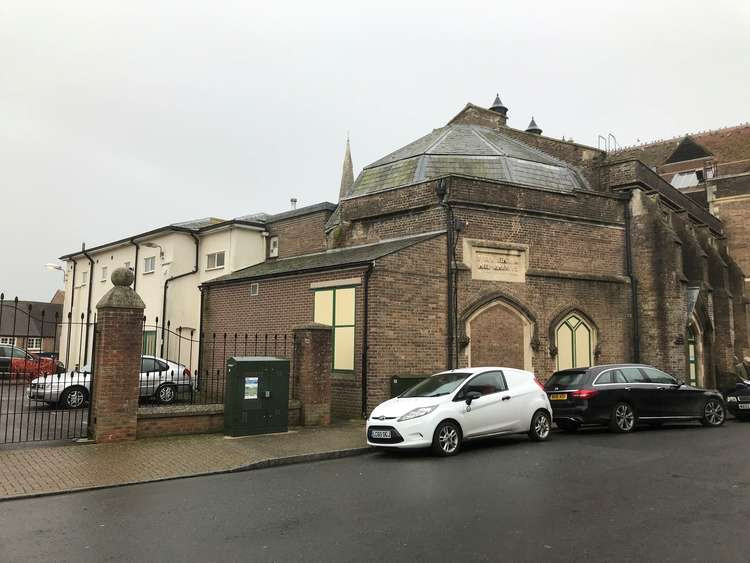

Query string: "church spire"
[[339, 134, 354, 199]]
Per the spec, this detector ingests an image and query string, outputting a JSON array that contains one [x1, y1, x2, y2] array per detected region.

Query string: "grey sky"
[[2, 0, 748, 301]]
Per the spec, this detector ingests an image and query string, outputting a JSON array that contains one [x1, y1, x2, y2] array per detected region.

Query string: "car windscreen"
[[545, 370, 588, 389], [401, 372, 472, 398]]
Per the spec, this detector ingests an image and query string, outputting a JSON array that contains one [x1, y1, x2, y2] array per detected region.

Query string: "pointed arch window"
[[556, 314, 593, 371]]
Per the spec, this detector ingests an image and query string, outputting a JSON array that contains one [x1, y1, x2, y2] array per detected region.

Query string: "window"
[[269, 236, 279, 258], [144, 256, 156, 274], [641, 367, 677, 385], [26, 337, 42, 350], [141, 357, 159, 373], [250, 283, 259, 297], [547, 370, 588, 389], [0, 337, 14, 346], [595, 369, 627, 385], [81, 271, 89, 286], [206, 251, 226, 271], [462, 371, 507, 396], [142, 331, 157, 355], [401, 372, 471, 398], [314, 287, 355, 371], [101, 266, 108, 282], [621, 367, 649, 384], [556, 314, 593, 371]]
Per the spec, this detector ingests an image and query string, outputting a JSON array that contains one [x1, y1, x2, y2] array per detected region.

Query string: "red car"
[[0, 344, 62, 380]]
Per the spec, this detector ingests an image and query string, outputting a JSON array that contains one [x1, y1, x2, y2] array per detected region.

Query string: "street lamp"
[[45, 263, 66, 284]]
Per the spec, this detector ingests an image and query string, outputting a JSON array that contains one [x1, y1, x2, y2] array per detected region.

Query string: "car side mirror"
[[465, 391, 481, 405], [675, 380, 684, 388]]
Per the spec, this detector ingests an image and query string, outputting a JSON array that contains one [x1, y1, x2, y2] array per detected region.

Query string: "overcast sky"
[[2, 1, 748, 301]]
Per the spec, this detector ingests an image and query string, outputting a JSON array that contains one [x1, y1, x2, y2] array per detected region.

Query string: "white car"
[[367, 367, 553, 456], [27, 355, 192, 408]]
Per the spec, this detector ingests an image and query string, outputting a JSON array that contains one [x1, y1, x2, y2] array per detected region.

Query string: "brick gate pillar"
[[90, 267, 145, 443], [292, 324, 332, 426]]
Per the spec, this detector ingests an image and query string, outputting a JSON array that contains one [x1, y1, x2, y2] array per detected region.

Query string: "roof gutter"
[[160, 232, 200, 357]]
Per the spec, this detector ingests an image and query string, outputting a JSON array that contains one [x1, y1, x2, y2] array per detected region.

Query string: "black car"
[[725, 371, 750, 421], [544, 364, 726, 433]]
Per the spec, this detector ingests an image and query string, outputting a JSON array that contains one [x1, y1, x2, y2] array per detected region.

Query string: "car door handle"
[[657, 387, 666, 391], [502, 396, 511, 401], [624, 387, 631, 391]]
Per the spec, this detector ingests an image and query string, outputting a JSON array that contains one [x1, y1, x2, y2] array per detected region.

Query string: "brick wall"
[[202, 268, 367, 419], [266, 210, 333, 258]]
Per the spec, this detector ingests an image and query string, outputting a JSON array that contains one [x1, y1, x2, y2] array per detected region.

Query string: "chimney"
[[290, 198, 298, 210], [489, 93, 508, 126], [525, 116, 542, 135]]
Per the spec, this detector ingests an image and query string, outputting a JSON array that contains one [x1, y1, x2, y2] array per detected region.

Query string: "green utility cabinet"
[[225, 357, 289, 437]]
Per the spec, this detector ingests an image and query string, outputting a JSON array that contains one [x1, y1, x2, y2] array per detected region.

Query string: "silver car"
[[27, 355, 192, 408]]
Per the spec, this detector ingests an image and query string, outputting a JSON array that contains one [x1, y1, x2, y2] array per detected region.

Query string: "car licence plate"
[[738, 404, 750, 410], [371, 430, 392, 439], [549, 393, 567, 401]]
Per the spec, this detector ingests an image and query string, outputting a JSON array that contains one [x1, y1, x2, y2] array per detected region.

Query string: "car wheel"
[[701, 398, 726, 427], [156, 384, 177, 405], [609, 402, 636, 433], [528, 410, 551, 441], [60, 386, 88, 409], [556, 420, 580, 432], [431, 420, 462, 457]]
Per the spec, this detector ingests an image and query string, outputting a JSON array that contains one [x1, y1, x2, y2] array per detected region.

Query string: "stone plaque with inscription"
[[470, 245, 527, 282]]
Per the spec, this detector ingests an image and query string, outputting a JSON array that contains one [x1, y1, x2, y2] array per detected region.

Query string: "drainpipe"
[[437, 178, 455, 369], [81, 243, 95, 365], [130, 238, 140, 292], [65, 260, 77, 366], [624, 191, 641, 362], [160, 232, 200, 357], [197, 286, 205, 385], [360, 263, 373, 419]]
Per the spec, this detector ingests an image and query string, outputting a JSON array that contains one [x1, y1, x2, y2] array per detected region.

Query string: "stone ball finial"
[[111, 267, 134, 287]]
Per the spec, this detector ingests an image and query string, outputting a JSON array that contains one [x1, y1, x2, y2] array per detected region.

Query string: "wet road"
[[2, 421, 749, 562]]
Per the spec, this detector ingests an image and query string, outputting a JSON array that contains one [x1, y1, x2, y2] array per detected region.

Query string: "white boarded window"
[[314, 287, 355, 371], [81, 271, 89, 286], [101, 266, 108, 281], [206, 251, 226, 271], [269, 236, 279, 258], [556, 314, 593, 371]]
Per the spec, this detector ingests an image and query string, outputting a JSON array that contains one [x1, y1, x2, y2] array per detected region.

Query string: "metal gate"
[[0, 297, 94, 445]]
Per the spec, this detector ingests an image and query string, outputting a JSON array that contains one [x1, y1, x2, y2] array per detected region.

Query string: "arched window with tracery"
[[556, 314, 594, 371]]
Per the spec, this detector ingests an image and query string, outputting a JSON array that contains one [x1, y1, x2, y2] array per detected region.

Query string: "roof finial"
[[526, 116, 542, 135], [489, 93, 508, 117], [339, 134, 354, 200]]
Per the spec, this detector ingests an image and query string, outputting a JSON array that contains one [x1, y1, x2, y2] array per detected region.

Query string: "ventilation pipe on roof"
[[290, 198, 298, 210]]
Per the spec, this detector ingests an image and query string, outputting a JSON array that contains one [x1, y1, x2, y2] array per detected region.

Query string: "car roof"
[[555, 364, 654, 375], [434, 367, 532, 376]]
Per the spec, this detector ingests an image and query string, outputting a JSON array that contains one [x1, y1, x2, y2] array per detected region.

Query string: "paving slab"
[[0, 421, 368, 500]]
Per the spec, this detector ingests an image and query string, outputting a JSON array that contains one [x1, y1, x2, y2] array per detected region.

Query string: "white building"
[[58, 203, 336, 371]]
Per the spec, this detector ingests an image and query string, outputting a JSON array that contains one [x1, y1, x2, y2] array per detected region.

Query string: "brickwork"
[[293, 325, 332, 425], [266, 209, 333, 258], [202, 268, 366, 419], [91, 304, 144, 443], [469, 303, 526, 368], [714, 193, 750, 295], [137, 410, 224, 438]]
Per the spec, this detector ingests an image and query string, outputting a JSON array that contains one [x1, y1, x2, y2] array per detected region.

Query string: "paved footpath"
[[0, 421, 367, 500]]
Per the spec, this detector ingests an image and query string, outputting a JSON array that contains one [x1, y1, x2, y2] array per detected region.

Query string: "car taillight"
[[571, 389, 598, 400], [183, 368, 191, 378]]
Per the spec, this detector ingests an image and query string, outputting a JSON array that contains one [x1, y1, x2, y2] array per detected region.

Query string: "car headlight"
[[398, 405, 438, 422], [727, 396, 738, 402]]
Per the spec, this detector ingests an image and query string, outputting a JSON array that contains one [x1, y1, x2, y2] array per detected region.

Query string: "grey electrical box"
[[224, 357, 289, 437]]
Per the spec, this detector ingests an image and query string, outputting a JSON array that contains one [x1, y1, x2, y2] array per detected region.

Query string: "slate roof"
[[204, 231, 445, 286], [0, 301, 63, 337], [349, 123, 586, 197], [613, 123, 750, 172]]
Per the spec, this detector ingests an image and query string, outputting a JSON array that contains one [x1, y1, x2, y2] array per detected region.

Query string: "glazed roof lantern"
[[526, 116, 542, 135]]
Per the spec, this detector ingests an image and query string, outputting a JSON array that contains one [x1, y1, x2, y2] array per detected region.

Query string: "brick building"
[[202, 96, 750, 418]]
